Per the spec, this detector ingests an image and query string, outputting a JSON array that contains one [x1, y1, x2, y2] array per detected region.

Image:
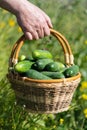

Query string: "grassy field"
[[0, 0, 87, 129]]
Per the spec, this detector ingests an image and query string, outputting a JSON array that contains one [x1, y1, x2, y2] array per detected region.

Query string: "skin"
[[0, 0, 53, 40]]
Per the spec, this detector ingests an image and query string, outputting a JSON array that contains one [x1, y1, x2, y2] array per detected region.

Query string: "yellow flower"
[[85, 55, 87, 60], [0, 22, 5, 29], [0, 118, 4, 124], [2, 9, 8, 14], [80, 81, 87, 91], [34, 128, 37, 130], [68, 105, 71, 109], [53, 125, 56, 128], [59, 118, 64, 125], [85, 40, 87, 45], [18, 27, 22, 32], [83, 108, 87, 118], [85, 114, 87, 118], [9, 19, 15, 27], [84, 109, 87, 114], [82, 94, 87, 100]]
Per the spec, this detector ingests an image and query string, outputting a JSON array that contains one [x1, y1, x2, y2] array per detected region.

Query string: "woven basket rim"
[[12, 72, 81, 83], [23, 72, 81, 83]]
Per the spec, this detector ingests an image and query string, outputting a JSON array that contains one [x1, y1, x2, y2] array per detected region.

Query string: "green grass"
[[0, 0, 87, 129]]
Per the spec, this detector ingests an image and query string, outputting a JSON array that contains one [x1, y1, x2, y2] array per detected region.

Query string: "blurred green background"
[[0, 0, 87, 129]]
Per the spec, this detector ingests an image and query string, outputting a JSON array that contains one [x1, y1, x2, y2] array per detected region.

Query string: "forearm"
[[0, 0, 52, 40], [0, 0, 27, 15]]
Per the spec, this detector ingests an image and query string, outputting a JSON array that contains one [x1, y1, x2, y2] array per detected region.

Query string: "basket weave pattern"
[[7, 29, 81, 113]]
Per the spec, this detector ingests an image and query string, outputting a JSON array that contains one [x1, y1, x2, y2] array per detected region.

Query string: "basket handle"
[[50, 29, 74, 65], [9, 28, 74, 67]]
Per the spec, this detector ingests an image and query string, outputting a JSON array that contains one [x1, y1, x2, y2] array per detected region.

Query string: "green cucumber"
[[63, 65, 79, 78], [32, 49, 53, 60], [45, 61, 65, 72], [18, 55, 26, 61], [32, 58, 53, 71], [24, 69, 52, 80], [14, 60, 33, 73], [42, 71, 65, 79]]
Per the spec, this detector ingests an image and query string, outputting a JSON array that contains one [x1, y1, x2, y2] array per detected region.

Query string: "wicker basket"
[[7, 29, 81, 114]]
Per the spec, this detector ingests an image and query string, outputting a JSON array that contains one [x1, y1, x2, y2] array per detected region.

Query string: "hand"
[[0, 0, 53, 40], [16, 1, 53, 40]]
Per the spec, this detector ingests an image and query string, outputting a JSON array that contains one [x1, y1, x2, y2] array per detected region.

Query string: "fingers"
[[17, 10, 52, 40], [24, 27, 50, 40], [44, 14, 53, 28], [23, 26, 39, 40], [36, 26, 44, 38], [25, 32, 33, 40], [46, 17, 53, 28], [24, 24, 51, 40], [43, 24, 50, 36], [21, 16, 52, 40], [41, 10, 53, 28]]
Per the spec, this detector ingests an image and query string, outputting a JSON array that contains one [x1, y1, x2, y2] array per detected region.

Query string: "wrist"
[[0, 0, 28, 15], [12, 0, 29, 15]]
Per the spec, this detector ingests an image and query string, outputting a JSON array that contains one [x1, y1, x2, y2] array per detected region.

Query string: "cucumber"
[[24, 69, 52, 80], [32, 58, 53, 71], [63, 65, 79, 78], [14, 60, 33, 73], [18, 55, 26, 61], [25, 56, 35, 62], [45, 61, 65, 72], [32, 49, 53, 60], [42, 71, 65, 79]]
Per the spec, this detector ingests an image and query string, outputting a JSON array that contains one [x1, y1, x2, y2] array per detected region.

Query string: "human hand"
[[0, 0, 52, 40], [16, 0, 53, 40]]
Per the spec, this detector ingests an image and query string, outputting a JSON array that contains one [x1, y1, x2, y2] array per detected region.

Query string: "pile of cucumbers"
[[13, 49, 79, 80]]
